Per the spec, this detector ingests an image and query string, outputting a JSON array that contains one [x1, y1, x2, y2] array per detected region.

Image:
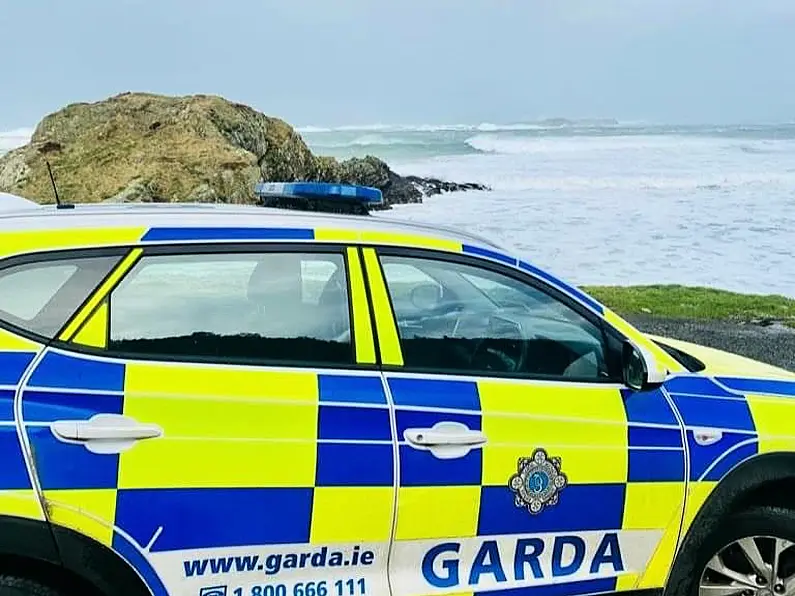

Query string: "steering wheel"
[[468, 334, 528, 373], [399, 299, 465, 333]]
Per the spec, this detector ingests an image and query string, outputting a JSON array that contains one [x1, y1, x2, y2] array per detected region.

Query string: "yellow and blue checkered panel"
[[21, 350, 128, 544], [5, 224, 795, 596], [664, 375, 758, 537], [0, 330, 45, 521], [665, 375, 795, 538], [20, 348, 395, 594], [382, 372, 795, 595], [385, 374, 686, 594]]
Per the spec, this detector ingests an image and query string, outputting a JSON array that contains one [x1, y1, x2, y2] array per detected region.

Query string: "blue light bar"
[[254, 182, 383, 205]]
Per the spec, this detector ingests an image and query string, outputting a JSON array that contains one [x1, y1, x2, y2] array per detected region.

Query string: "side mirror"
[[622, 340, 666, 391]]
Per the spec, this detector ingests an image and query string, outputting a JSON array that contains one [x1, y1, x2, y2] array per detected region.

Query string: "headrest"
[[247, 253, 304, 305]]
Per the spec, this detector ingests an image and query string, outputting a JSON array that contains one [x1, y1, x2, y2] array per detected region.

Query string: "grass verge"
[[582, 284, 795, 328]]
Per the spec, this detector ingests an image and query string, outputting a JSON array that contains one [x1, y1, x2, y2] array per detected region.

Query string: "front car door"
[[361, 246, 688, 595], [20, 241, 394, 596]]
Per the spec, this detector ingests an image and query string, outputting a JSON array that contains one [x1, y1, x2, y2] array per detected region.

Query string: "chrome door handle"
[[404, 421, 487, 459], [52, 413, 163, 454]]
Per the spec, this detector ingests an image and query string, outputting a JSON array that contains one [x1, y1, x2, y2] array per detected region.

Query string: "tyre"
[[0, 577, 68, 596], [666, 505, 795, 596]]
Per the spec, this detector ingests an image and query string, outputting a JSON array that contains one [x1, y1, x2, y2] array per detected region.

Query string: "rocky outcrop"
[[0, 92, 489, 208]]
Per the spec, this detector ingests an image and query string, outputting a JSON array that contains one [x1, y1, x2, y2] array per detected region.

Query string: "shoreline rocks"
[[0, 92, 490, 208]]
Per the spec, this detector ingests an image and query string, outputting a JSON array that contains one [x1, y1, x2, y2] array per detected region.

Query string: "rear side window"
[[0, 255, 121, 338], [106, 251, 353, 366]]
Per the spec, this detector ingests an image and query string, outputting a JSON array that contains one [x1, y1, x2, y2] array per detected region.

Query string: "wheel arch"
[[665, 451, 795, 594], [0, 514, 152, 596]]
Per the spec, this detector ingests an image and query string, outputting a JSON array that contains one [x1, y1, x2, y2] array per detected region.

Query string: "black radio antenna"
[[45, 160, 73, 209]]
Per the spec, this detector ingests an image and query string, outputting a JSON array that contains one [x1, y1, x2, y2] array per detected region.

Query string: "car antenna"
[[45, 160, 74, 210]]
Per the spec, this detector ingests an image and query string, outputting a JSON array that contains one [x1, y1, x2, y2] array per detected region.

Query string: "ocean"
[[2, 121, 794, 298], [299, 121, 795, 298]]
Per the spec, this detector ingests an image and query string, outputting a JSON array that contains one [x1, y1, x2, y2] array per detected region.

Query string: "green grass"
[[582, 284, 795, 327]]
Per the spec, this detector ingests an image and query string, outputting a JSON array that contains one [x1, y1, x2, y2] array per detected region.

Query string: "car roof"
[[0, 191, 40, 211], [0, 201, 505, 251], [0, 199, 612, 321]]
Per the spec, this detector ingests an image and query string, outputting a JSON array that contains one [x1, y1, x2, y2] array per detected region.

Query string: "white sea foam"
[[464, 133, 727, 155], [296, 120, 612, 135], [371, 130, 795, 298]]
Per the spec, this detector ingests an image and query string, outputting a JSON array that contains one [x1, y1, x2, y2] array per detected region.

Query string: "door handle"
[[404, 421, 486, 460], [51, 413, 163, 454], [692, 427, 723, 446]]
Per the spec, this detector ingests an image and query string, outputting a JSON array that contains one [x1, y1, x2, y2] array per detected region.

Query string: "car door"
[[360, 246, 687, 596], [21, 242, 394, 596]]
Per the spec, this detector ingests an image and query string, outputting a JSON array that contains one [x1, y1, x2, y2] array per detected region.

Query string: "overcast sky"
[[1, 0, 794, 133]]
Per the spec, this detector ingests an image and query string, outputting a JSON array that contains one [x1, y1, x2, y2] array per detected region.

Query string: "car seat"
[[314, 264, 351, 340], [246, 253, 309, 338]]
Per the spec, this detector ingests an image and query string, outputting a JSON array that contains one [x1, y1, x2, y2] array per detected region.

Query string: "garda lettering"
[[421, 533, 624, 588]]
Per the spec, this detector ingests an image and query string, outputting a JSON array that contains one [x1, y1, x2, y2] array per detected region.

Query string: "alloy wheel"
[[700, 536, 795, 596]]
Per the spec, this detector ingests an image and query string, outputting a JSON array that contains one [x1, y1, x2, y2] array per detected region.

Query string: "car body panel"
[[645, 335, 795, 538], [361, 249, 685, 595], [14, 241, 394, 596], [648, 333, 795, 380], [0, 327, 46, 523], [0, 203, 791, 596]]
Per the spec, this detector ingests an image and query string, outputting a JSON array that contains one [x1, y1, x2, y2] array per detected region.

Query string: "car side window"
[[379, 254, 610, 380], [107, 250, 353, 366], [0, 255, 121, 338]]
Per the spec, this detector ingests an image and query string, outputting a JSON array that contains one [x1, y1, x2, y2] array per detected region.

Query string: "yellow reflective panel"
[[394, 486, 480, 541], [0, 228, 146, 259], [346, 247, 376, 364], [682, 481, 717, 537], [315, 228, 463, 254], [0, 490, 45, 522], [119, 363, 319, 489], [748, 394, 795, 453], [479, 380, 628, 485], [310, 487, 393, 543], [59, 248, 142, 341], [71, 300, 108, 348], [623, 482, 685, 589], [44, 488, 117, 547], [360, 231, 462, 253], [314, 229, 361, 243], [0, 327, 41, 351], [362, 248, 403, 366]]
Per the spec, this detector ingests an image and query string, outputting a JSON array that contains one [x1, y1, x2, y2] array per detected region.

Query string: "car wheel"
[[0, 577, 69, 596], [671, 506, 795, 596]]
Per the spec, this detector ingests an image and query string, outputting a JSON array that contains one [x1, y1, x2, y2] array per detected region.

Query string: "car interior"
[[382, 258, 612, 380]]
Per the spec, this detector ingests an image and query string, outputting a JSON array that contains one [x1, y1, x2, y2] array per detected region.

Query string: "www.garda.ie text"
[[185, 546, 375, 578]]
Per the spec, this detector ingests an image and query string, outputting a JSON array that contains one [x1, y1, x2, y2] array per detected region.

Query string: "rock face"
[[0, 92, 488, 207]]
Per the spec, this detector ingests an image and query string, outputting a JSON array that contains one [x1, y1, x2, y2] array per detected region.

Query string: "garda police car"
[[0, 183, 793, 596]]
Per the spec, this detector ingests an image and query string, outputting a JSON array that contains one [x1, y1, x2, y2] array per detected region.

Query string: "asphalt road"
[[625, 314, 795, 373]]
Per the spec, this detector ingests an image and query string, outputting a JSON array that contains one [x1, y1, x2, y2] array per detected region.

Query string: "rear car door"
[[361, 246, 687, 596], [0, 250, 127, 527], [20, 242, 394, 596]]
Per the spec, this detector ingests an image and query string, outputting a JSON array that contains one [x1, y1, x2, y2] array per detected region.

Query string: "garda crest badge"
[[509, 448, 568, 515]]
